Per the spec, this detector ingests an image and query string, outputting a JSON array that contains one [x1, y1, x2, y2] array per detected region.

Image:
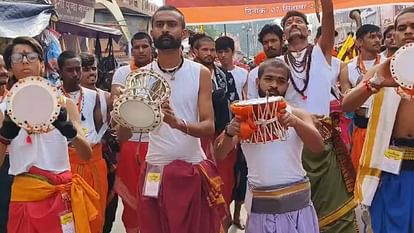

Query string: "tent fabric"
[[55, 21, 123, 42], [0, 2, 54, 38]]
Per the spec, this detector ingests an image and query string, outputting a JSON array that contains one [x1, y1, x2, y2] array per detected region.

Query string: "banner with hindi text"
[[165, 0, 414, 24]]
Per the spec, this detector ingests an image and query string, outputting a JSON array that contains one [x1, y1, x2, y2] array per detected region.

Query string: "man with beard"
[[381, 24, 398, 58], [0, 54, 11, 232], [281, 2, 357, 233], [134, 6, 226, 233], [214, 58, 324, 233], [58, 51, 107, 233], [342, 7, 414, 233], [340, 24, 385, 170], [191, 34, 239, 229], [110, 32, 153, 233], [246, 24, 284, 99]]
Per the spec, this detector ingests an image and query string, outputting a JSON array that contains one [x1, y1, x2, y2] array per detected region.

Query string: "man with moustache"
[[340, 24, 385, 170], [0, 54, 11, 233], [342, 7, 414, 233], [246, 23, 284, 99], [214, 58, 324, 233], [136, 6, 226, 233], [192, 33, 239, 230], [58, 51, 107, 233], [381, 24, 398, 58], [110, 32, 153, 233], [281, 2, 357, 232]]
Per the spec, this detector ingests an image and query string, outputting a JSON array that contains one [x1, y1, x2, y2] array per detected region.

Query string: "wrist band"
[[181, 119, 189, 134], [0, 135, 11, 145], [363, 79, 380, 94], [224, 125, 235, 138]]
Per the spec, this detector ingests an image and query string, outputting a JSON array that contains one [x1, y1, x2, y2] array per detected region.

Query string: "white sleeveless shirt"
[[241, 127, 306, 187], [96, 89, 109, 141], [68, 87, 99, 144], [144, 59, 206, 165], [0, 99, 70, 176], [283, 45, 335, 116]]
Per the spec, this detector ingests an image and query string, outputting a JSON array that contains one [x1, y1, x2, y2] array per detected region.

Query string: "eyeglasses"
[[11, 52, 39, 64]]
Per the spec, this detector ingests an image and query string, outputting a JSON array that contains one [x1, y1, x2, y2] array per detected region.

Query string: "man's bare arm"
[[66, 98, 92, 160], [174, 66, 215, 137], [290, 108, 324, 153], [318, 0, 335, 63]]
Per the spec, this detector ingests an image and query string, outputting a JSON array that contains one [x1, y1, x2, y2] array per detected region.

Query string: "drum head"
[[391, 42, 414, 89], [113, 96, 162, 133], [7, 77, 60, 132]]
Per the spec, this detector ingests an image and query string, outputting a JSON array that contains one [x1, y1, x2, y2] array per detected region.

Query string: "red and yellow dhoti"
[[8, 167, 99, 233], [69, 144, 108, 233]]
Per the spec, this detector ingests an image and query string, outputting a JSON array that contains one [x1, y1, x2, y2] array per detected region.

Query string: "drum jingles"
[[112, 69, 171, 133], [6, 76, 61, 133], [230, 96, 289, 143]]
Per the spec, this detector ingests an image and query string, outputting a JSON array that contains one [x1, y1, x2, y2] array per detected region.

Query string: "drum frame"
[[6, 76, 60, 133]]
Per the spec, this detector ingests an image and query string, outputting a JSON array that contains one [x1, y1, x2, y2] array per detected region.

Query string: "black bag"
[[98, 36, 117, 73]]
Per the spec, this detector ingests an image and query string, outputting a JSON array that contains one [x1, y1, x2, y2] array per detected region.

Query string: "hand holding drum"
[[112, 69, 171, 133], [230, 96, 288, 143]]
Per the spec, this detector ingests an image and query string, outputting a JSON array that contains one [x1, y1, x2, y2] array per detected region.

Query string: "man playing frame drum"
[[0, 37, 96, 233], [58, 50, 108, 233], [214, 58, 324, 233], [133, 6, 227, 233], [343, 7, 414, 233]]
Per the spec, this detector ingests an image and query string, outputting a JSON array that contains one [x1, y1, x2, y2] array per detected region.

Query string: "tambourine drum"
[[6, 76, 61, 133], [231, 96, 288, 144], [391, 42, 414, 100], [112, 69, 170, 133], [112, 96, 162, 133]]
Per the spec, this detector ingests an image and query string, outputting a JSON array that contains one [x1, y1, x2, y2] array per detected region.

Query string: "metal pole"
[[247, 31, 249, 58], [224, 24, 227, 36]]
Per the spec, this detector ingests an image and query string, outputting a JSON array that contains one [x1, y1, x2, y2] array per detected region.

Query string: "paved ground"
[[111, 200, 247, 233]]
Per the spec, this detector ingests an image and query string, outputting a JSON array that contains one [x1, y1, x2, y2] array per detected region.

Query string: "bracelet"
[[363, 79, 380, 94], [224, 125, 235, 138], [0, 135, 11, 145], [181, 119, 189, 134]]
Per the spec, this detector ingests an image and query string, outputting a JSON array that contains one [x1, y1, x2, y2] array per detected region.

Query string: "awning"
[[0, 2, 54, 38], [55, 20, 123, 42]]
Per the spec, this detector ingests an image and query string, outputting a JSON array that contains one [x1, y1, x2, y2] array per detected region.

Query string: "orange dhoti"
[[8, 166, 99, 233], [69, 144, 108, 233], [351, 127, 366, 170], [114, 141, 148, 233]]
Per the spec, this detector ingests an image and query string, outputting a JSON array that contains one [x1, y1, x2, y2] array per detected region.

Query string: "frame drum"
[[6, 76, 61, 133]]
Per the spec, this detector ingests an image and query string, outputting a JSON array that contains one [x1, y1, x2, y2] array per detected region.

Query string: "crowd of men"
[[0, 1, 413, 233]]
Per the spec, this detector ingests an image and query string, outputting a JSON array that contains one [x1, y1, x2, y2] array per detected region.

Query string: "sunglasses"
[[11, 52, 39, 64]]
